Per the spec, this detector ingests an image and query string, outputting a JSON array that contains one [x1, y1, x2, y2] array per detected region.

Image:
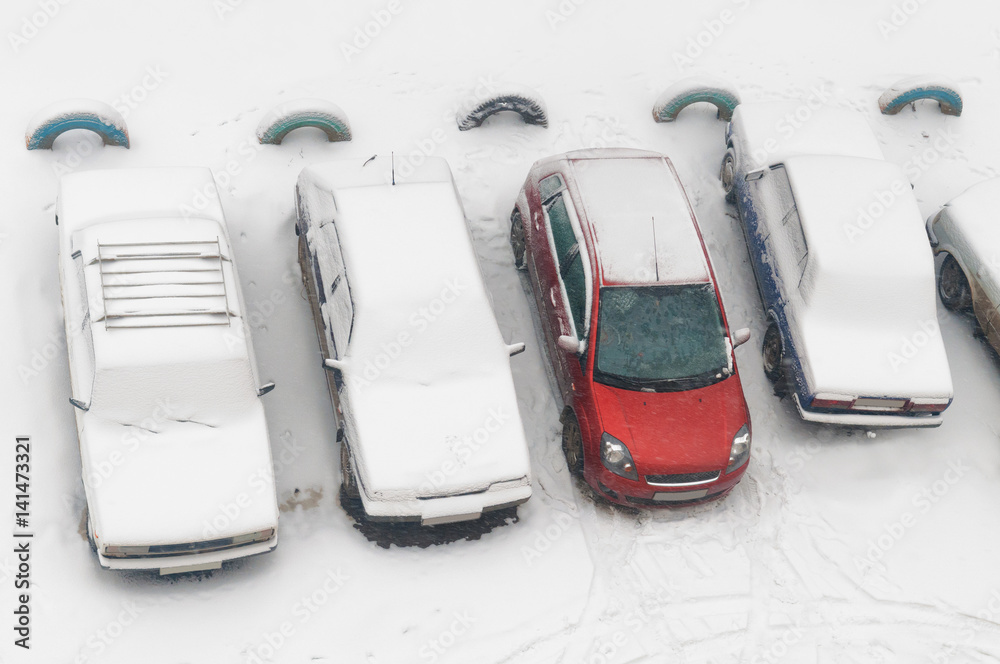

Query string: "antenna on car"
[[651, 216, 660, 281], [391, 151, 396, 186]]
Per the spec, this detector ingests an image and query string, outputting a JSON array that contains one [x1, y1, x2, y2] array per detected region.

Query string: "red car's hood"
[[593, 375, 749, 475]]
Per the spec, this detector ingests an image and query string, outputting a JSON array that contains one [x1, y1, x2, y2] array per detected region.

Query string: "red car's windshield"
[[593, 284, 729, 392]]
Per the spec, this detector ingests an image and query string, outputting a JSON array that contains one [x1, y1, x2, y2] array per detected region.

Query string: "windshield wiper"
[[595, 365, 729, 392]]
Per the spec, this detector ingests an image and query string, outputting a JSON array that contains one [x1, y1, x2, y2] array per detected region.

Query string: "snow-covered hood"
[[344, 370, 531, 501], [80, 403, 278, 546], [795, 311, 953, 399]]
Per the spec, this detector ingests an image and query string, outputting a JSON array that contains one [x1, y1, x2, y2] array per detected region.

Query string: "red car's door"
[[533, 175, 593, 403]]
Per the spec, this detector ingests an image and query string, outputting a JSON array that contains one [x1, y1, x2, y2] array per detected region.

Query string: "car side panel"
[[733, 167, 813, 406]]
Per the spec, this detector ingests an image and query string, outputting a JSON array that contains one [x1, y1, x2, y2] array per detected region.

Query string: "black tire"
[[340, 441, 360, 501], [938, 254, 972, 312], [762, 322, 785, 384], [510, 208, 527, 271], [721, 149, 737, 204], [561, 410, 585, 477]]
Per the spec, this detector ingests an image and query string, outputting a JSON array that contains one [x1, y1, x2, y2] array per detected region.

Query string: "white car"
[[721, 102, 954, 426], [927, 177, 1000, 354], [296, 156, 532, 525], [58, 168, 279, 574]]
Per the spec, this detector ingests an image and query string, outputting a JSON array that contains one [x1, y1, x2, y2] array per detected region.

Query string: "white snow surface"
[[4, 0, 1000, 662]]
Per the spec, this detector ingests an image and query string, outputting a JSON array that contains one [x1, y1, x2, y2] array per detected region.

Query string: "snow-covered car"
[[927, 177, 1000, 353], [720, 102, 953, 426], [57, 168, 279, 574], [295, 156, 533, 526], [511, 148, 753, 506]]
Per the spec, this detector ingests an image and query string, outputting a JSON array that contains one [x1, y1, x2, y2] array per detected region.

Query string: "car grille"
[[626, 494, 714, 506], [103, 529, 274, 559], [645, 471, 720, 486]]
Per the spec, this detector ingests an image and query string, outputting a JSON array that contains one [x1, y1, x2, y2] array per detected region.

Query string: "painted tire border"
[[257, 99, 353, 145], [25, 99, 129, 150], [456, 86, 548, 131], [879, 77, 963, 117], [652, 77, 741, 123]]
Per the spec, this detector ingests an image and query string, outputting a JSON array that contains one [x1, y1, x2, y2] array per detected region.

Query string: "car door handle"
[[549, 286, 559, 306]]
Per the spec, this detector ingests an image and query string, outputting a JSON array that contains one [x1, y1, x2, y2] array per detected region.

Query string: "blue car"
[[720, 102, 952, 427]]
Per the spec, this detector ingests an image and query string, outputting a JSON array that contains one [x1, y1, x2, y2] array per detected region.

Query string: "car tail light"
[[908, 398, 950, 413], [810, 394, 855, 410]]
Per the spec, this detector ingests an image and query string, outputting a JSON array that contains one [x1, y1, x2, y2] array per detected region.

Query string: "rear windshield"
[[593, 284, 729, 392]]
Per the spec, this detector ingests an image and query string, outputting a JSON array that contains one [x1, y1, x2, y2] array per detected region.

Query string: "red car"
[[511, 148, 753, 506]]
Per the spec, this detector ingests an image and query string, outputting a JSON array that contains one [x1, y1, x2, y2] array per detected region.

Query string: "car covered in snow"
[[295, 156, 532, 526], [57, 168, 279, 574], [511, 148, 753, 506], [720, 102, 953, 426], [927, 177, 1000, 353]]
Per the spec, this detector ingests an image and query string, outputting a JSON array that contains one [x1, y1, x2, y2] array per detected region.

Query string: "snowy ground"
[[3, 0, 1000, 662]]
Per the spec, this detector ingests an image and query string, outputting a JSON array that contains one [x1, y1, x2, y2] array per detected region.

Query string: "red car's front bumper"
[[585, 462, 747, 507]]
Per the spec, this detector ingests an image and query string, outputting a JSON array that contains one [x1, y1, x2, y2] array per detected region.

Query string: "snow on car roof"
[[734, 102, 884, 171], [58, 169, 251, 371], [296, 157, 509, 380], [783, 155, 932, 290], [73, 218, 250, 369], [563, 152, 711, 285], [942, 177, 1000, 250]]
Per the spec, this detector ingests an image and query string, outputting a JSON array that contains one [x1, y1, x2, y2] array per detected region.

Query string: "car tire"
[[510, 208, 527, 271], [340, 441, 361, 501], [561, 410, 585, 477], [762, 321, 785, 384], [720, 149, 737, 204], [938, 254, 973, 312]]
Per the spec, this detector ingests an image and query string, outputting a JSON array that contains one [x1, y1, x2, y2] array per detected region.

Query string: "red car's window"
[[594, 284, 728, 392]]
